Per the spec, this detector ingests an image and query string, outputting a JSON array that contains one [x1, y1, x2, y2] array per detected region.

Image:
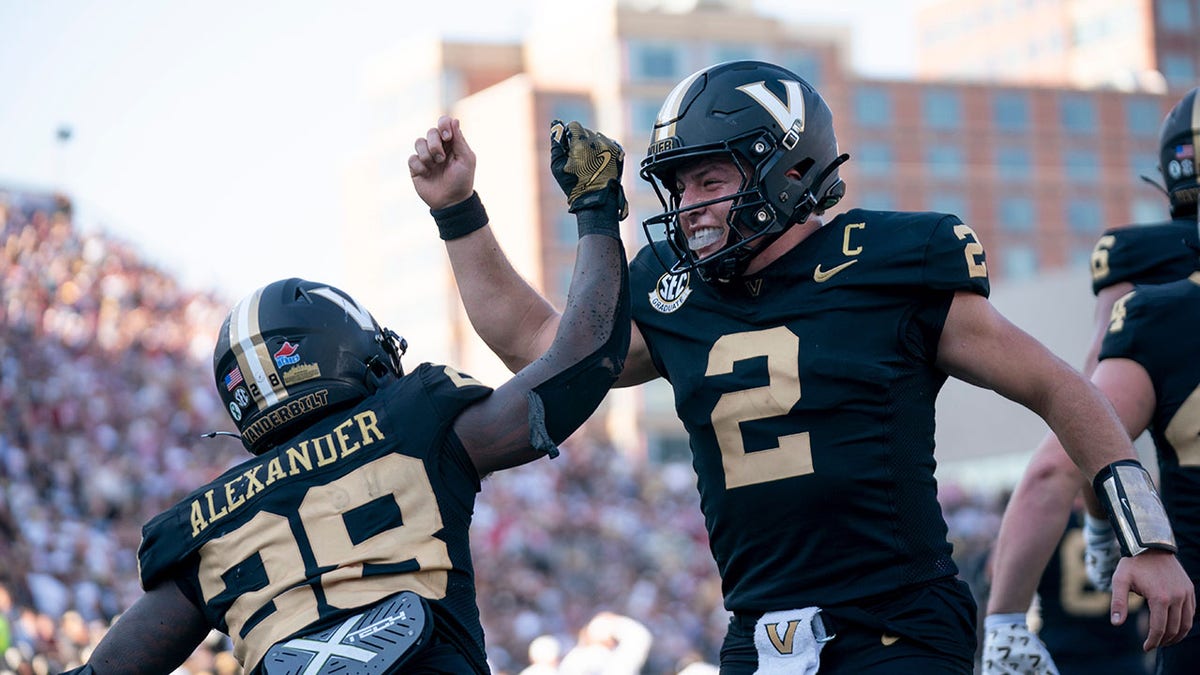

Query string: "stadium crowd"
[[0, 189, 1006, 674]]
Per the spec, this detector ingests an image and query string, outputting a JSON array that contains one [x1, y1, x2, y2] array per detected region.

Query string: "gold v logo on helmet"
[[736, 80, 806, 133]]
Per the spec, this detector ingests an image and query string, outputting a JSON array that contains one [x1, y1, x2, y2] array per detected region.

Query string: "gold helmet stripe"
[[229, 287, 285, 405], [653, 67, 706, 144]]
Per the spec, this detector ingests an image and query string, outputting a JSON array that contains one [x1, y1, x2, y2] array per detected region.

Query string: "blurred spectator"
[[558, 611, 652, 675], [518, 634, 562, 675]]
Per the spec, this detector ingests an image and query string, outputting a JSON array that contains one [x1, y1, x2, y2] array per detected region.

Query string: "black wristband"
[[575, 207, 621, 239], [431, 191, 488, 241]]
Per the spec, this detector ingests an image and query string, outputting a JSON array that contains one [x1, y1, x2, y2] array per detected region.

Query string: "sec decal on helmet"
[[640, 60, 849, 283], [212, 278, 406, 454], [1158, 87, 1199, 218]]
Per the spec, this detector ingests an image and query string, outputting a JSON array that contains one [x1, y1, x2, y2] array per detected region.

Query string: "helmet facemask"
[[639, 60, 848, 284]]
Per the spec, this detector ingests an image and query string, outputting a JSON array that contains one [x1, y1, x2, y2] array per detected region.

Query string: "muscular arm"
[[943, 292, 1193, 649], [78, 581, 211, 674], [936, 292, 1134, 479], [985, 282, 1132, 615]]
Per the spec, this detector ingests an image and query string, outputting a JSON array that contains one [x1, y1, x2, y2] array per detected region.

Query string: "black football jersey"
[[1036, 514, 1145, 668], [138, 363, 493, 674], [630, 209, 990, 612], [1089, 218, 1199, 295], [1099, 273, 1200, 591]]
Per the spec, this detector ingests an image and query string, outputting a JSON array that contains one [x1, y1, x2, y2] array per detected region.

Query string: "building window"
[[995, 146, 1032, 181], [632, 98, 661, 135], [925, 144, 965, 179], [993, 91, 1031, 132], [854, 86, 892, 128], [1130, 196, 1168, 223], [1158, 0, 1193, 28], [1066, 199, 1104, 235], [630, 41, 683, 81], [1059, 94, 1097, 134], [1125, 97, 1162, 136], [854, 142, 893, 176], [1063, 149, 1100, 182], [1129, 151, 1159, 183], [710, 43, 759, 66], [1161, 54, 1197, 88], [777, 50, 821, 89], [550, 99, 593, 129], [928, 193, 967, 219], [858, 191, 896, 210], [997, 197, 1036, 234], [1003, 246, 1038, 280], [923, 89, 962, 130]]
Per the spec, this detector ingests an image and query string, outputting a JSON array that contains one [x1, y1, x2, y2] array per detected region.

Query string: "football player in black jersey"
[[421, 61, 1192, 673], [984, 87, 1200, 675], [61, 120, 631, 675]]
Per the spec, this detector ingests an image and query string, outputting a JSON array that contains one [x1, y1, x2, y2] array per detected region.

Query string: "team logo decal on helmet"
[[649, 270, 692, 314], [640, 60, 849, 284], [211, 278, 406, 454], [1154, 87, 1199, 218]]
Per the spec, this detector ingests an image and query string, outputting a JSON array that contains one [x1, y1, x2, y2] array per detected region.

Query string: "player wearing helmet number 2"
[[428, 60, 1193, 673], [62, 119, 630, 674]]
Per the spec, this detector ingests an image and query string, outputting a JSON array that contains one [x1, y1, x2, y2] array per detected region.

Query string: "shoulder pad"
[[1090, 220, 1199, 294], [829, 210, 989, 297]]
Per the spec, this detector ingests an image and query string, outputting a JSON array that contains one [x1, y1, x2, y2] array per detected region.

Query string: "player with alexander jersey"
[[424, 60, 1192, 673], [63, 115, 631, 675]]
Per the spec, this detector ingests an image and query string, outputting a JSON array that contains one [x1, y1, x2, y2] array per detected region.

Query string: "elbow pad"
[[1092, 459, 1177, 556], [528, 258, 630, 456]]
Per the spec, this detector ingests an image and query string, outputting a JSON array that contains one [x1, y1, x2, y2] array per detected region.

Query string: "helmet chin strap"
[[1140, 173, 1171, 199]]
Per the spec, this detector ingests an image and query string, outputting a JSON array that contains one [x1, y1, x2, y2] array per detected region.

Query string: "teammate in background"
[[412, 60, 1193, 673], [983, 87, 1200, 675], [1032, 503, 1150, 675], [62, 119, 631, 675]]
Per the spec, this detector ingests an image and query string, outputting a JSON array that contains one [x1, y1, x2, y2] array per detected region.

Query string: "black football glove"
[[550, 119, 628, 222]]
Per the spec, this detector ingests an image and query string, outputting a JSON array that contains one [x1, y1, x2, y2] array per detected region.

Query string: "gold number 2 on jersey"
[[707, 326, 814, 489]]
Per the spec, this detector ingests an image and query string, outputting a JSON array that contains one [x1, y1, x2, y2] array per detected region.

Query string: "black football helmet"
[[640, 60, 848, 282], [212, 278, 406, 454], [1157, 87, 1199, 218]]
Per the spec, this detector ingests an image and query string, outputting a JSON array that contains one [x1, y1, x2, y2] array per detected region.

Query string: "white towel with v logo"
[[753, 607, 829, 675]]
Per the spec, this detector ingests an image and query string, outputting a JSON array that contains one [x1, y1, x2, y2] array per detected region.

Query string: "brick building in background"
[[344, 0, 1196, 488]]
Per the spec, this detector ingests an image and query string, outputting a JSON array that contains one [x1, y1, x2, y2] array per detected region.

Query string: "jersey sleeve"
[[1090, 223, 1199, 295], [411, 362, 493, 421], [919, 214, 991, 297], [1098, 285, 1187, 382]]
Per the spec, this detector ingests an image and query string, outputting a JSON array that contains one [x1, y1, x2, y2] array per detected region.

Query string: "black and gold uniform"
[[1035, 511, 1149, 675], [1090, 218, 1199, 295], [139, 363, 492, 674], [631, 208, 988, 664], [1099, 273, 1200, 673]]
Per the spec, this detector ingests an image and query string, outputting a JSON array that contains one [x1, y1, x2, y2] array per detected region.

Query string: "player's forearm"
[[444, 224, 561, 372], [987, 436, 1081, 614], [1026, 364, 1136, 480]]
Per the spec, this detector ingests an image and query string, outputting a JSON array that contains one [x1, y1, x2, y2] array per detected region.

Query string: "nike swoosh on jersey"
[[813, 259, 858, 282]]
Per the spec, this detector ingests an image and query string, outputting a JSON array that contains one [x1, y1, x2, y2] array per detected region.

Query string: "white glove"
[[982, 616, 1060, 675], [1083, 512, 1120, 591]]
